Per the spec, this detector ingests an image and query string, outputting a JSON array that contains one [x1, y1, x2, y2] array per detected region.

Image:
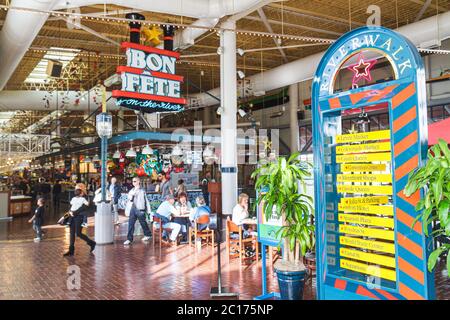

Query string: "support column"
[[203, 107, 211, 126], [289, 83, 300, 153], [117, 110, 124, 132], [220, 20, 238, 217]]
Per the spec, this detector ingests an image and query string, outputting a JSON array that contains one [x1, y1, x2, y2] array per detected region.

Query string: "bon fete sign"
[[112, 42, 186, 112]]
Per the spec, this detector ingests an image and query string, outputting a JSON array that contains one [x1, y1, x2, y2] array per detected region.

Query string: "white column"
[[220, 20, 238, 216], [289, 83, 300, 153]]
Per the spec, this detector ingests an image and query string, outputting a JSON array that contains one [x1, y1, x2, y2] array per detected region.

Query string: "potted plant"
[[251, 152, 314, 300], [404, 138, 450, 275]]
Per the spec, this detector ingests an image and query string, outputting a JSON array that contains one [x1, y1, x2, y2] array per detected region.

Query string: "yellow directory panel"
[[339, 224, 395, 241], [341, 163, 387, 172], [336, 142, 392, 154], [336, 130, 391, 143], [340, 259, 396, 281], [340, 236, 395, 254], [340, 248, 396, 268], [337, 184, 393, 195], [336, 152, 391, 163], [339, 196, 389, 205], [338, 214, 394, 228], [337, 174, 392, 183], [338, 204, 394, 216]]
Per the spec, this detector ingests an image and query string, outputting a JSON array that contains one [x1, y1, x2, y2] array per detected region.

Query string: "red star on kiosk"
[[347, 53, 377, 86]]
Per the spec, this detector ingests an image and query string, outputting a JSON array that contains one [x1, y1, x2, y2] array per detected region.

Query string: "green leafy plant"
[[404, 138, 450, 275], [251, 152, 315, 267]]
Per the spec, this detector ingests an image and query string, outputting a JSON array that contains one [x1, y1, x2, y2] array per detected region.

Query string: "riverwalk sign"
[[312, 26, 435, 300]]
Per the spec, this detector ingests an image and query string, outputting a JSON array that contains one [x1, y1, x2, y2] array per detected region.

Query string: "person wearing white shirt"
[[155, 194, 182, 244], [232, 193, 253, 237], [174, 192, 192, 242]]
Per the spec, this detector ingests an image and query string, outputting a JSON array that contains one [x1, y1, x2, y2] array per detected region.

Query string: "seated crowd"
[[124, 176, 213, 246]]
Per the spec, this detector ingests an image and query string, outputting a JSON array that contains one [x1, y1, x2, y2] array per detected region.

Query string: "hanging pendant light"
[[126, 143, 137, 158], [171, 144, 183, 156], [84, 156, 92, 163], [92, 154, 100, 162], [142, 142, 153, 155], [113, 144, 121, 159]]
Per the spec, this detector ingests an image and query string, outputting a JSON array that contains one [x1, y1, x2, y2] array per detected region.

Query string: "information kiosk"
[[312, 26, 435, 300]]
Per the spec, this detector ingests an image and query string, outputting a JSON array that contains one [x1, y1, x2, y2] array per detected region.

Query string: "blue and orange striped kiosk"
[[312, 26, 435, 300]]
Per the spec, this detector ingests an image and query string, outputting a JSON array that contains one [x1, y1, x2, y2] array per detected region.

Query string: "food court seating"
[[188, 215, 215, 254], [152, 216, 176, 248], [225, 217, 258, 265]]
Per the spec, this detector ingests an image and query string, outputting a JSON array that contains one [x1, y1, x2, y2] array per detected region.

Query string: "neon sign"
[[112, 42, 186, 113], [347, 52, 377, 86]]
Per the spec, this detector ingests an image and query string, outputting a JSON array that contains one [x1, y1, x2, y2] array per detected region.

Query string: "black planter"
[[275, 268, 307, 300]]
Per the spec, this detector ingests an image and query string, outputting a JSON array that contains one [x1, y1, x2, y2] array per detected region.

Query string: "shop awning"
[[428, 117, 450, 145]]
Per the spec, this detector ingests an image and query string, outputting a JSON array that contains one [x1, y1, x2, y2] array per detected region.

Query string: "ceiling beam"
[[243, 14, 342, 37], [268, 3, 365, 27], [58, 17, 121, 47], [256, 8, 288, 63], [408, 0, 448, 13], [414, 0, 433, 22]]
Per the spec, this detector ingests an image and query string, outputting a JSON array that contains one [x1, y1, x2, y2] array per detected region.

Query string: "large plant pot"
[[275, 268, 307, 300]]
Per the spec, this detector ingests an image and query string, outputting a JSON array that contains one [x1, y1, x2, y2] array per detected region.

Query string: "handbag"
[[57, 212, 72, 226]]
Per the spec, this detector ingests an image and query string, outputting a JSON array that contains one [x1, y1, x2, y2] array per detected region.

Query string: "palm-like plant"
[[404, 139, 450, 275], [251, 152, 315, 268]]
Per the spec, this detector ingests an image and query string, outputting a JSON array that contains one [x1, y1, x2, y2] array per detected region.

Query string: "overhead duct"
[[0, 0, 264, 91], [0, 0, 59, 91], [190, 11, 450, 108], [53, 0, 264, 19]]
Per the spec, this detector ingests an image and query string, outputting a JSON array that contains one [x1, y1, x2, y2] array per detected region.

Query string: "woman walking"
[[64, 188, 96, 257]]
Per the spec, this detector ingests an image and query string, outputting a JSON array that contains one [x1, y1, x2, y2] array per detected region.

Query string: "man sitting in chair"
[[189, 196, 211, 231], [155, 194, 182, 244]]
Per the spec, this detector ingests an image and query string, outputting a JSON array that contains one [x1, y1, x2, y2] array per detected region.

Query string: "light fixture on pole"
[[216, 107, 224, 115], [95, 87, 114, 245], [238, 108, 247, 118], [237, 70, 245, 79], [237, 48, 245, 56]]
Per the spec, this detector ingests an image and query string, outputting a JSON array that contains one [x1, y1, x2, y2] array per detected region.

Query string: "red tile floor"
[[0, 205, 447, 300]]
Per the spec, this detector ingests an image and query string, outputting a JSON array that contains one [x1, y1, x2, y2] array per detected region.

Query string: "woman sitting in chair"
[[189, 196, 210, 231], [232, 193, 253, 238]]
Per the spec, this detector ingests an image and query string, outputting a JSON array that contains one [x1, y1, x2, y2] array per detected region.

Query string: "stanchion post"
[[210, 214, 239, 298]]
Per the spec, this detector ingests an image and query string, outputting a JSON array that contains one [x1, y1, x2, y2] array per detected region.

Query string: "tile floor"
[[0, 207, 447, 300]]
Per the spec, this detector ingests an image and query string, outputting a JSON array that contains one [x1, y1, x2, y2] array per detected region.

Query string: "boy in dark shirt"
[[28, 198, 45, 242]]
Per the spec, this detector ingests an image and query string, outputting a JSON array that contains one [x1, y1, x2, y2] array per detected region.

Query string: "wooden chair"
[[225, 217, 258, 265], [188, 215, 215, 254], [152, 216, 175, 249]]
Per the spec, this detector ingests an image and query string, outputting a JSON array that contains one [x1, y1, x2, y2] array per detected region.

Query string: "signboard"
[[112, 42, 186, 113], [257, 195, 282, 247], [312, 26, 434, 300]]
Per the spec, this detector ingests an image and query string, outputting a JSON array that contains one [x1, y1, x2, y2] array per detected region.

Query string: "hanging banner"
[[312, 26, 434, 300], [112, 42, 186, 113]]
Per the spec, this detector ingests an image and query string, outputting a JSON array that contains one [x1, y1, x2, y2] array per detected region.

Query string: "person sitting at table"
[[232, 193, 253, 238], [155, 194, 182, 245], [174, 192, 192, 242], [189, 196, 211, 232]]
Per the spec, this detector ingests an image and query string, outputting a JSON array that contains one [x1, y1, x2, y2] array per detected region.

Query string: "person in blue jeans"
[[28, 197, 45, 242], [123, 177, 152, 245]]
